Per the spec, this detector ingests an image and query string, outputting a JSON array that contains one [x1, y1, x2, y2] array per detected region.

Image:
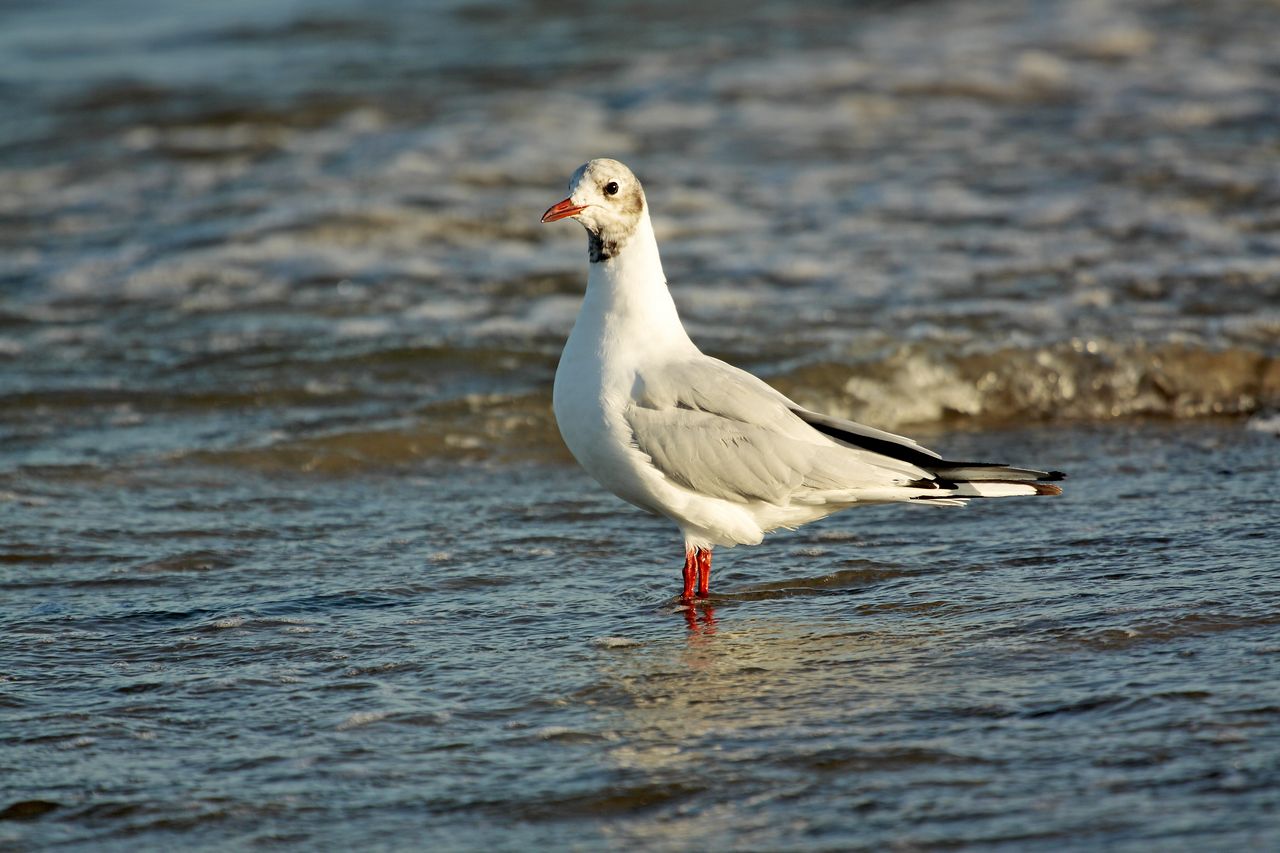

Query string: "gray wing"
[[624, 357, 929, 504]]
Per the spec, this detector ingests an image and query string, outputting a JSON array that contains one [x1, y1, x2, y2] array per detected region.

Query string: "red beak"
[[541, 197, 588, 223]]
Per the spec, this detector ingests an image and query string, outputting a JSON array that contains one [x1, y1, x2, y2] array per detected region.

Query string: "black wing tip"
[[936, 463, 1068, 482], [796, 408, 1069, 484], [800, 413, 943, 469]]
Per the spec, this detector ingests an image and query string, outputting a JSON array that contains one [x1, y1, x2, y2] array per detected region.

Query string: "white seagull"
[[542, 159, 1064, 603]]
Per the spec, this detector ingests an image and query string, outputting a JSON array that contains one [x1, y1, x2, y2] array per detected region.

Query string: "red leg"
[[681, 548, 697, 602], [696, 547, 712, 599]]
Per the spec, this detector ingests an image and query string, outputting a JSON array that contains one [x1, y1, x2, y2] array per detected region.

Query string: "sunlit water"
[[2, 0, 1279, 848], [4, 424, 1278, 849]]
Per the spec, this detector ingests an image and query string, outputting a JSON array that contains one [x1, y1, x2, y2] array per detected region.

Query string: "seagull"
[[542, 158, 1064, 604]]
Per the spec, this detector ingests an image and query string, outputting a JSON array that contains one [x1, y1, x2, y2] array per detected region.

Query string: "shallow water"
[[2, 0, 1279, 848], [3, 423, 1278, 850]]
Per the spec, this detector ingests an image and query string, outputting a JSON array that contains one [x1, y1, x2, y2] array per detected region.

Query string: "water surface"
[[2, 0, 1279, 849]]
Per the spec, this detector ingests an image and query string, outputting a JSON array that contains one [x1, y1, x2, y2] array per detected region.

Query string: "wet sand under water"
[[2, 421, 1277, 850]]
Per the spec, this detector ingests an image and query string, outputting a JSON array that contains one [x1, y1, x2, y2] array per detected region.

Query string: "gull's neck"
[[577, 211, 694, 354]]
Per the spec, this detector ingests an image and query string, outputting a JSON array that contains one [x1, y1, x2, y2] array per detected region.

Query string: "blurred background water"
[[1, 0, 1278, 849]]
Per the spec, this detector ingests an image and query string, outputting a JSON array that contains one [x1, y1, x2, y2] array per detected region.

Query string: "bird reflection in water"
[[682, 603, 718, 635]]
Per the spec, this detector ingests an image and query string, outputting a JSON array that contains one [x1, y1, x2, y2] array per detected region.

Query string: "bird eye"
[[604, 181, 619, 196]]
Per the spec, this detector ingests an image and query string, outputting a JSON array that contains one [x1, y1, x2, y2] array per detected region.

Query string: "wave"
[[184, 340, 1278, 473], [775, 340, 1280, 428]]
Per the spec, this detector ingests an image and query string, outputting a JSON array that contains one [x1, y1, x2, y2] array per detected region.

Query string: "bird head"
[[541, 158, 646, 262]]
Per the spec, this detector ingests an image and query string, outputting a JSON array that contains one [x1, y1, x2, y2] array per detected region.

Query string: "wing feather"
[[626, 407, 807, 503], [625, 358, 930, 504]]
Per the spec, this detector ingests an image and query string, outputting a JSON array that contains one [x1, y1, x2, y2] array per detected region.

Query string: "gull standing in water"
[[542, 159, 1064, 604]]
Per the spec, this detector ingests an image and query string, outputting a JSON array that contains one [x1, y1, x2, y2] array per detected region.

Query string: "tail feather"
[[909, 468, 1065, 501], [931, 479, 1063, 498]]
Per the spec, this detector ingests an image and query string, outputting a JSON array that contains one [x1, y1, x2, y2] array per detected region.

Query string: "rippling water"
[[2, 0, 1278, 848], [4, 424, 1278, 849]]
